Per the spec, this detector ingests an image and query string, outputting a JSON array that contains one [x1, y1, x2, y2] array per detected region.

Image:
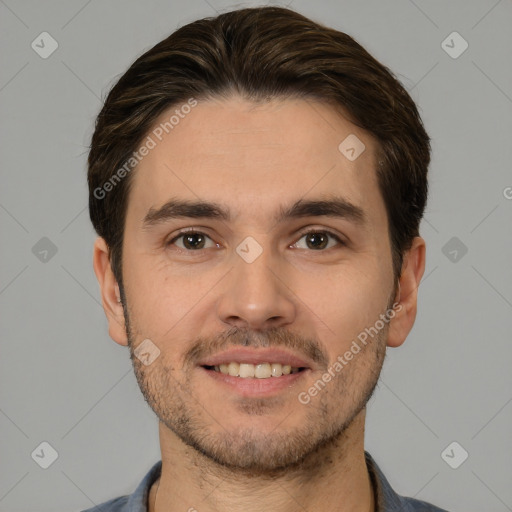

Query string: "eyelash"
[[166, 228, 346, 253]]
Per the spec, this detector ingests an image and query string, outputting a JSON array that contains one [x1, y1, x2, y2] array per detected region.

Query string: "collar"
[[126, 451, 441, 512]]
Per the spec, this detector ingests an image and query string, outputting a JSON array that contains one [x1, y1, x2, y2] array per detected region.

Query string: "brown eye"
[[167, 231, 216, 251], [304, 232, 328, 250], [293, 230, 344, 251]]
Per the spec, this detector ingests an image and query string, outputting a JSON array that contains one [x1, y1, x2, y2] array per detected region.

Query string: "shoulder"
[[77, 460, 162, 512], [397, 495, 450, 511], [79, 495, 129, 511], [364, 451, 450, 512]]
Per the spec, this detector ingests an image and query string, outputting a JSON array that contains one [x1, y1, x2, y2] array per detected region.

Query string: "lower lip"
[[200, 367, 310, 397]]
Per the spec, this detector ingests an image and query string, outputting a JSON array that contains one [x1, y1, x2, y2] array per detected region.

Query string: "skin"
[[93, 96, 425, 512]]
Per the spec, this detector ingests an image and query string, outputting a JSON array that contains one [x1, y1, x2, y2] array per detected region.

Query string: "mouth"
[[197, 347, 313, 396], [202, 362, 308, 379]]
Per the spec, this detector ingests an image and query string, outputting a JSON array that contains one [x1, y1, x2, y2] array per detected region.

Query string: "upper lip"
[[198, 347, 313, 369]]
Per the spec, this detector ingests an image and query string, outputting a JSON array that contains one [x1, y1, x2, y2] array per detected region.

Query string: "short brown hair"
[[88, 6, 430, 290]]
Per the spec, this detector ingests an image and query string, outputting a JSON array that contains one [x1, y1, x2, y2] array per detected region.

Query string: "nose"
[[216, 242, 297, 331]]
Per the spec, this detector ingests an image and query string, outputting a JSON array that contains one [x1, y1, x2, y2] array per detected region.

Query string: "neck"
[[149, 410, 374, 512]]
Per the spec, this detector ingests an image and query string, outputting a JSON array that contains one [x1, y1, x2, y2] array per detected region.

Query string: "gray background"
[[1, 0, 511, 511]]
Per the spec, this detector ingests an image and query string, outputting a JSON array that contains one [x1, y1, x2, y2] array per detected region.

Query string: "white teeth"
[[271, 363, 282, 377], [227, 362, 239, 376], [239, 363, 255, 378], [212, 362, 301, 378], [254, 363, 271, 379]]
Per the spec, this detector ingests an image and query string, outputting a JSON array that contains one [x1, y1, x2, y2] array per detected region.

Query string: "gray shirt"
[[80, 452, 449, 511]]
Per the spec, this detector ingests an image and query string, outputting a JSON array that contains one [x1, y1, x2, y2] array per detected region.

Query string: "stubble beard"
[[121, 293, 388, 477]]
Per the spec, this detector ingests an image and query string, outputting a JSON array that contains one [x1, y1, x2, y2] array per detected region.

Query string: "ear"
[[92, 237, 128, 346], [386, 236, 426, 348]]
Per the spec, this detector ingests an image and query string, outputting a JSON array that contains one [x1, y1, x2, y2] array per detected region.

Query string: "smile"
[[203, 362, 306, 379]]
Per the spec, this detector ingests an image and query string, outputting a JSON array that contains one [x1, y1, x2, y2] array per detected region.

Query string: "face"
[[117, 96, 397, 473]]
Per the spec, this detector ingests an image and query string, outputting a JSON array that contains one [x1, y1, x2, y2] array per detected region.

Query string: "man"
[[86, 5, 448, 512]]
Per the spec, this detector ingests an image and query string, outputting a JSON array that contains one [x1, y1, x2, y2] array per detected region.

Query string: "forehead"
[[126, 96, 386, 233]]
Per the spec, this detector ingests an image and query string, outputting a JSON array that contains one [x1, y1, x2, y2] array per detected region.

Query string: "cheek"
[[291, 265, 390, 357], [122, 227, 391, 354], [123, 256, 221, 350], [298, 262, 386, 317]]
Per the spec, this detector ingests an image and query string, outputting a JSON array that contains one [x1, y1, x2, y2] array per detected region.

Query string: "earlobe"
[[386, 237, 426, 348], [92, 237, 129, 346]]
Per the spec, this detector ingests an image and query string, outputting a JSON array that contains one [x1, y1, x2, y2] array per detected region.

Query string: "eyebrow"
[[142, 196, 367, 230]]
